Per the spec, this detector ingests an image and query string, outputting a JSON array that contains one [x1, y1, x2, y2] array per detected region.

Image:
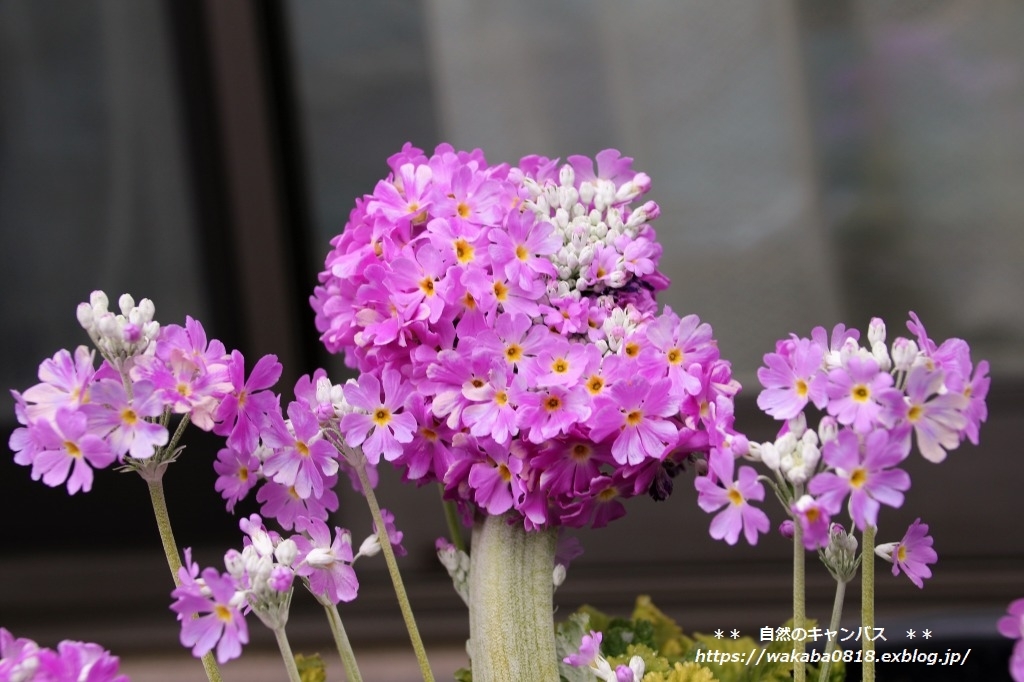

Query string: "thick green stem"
[[325, 603, 364, 682], [273, 627, 303, 682], [440, 487, 467, 553], [793, 522, 806, 682], [862, 525, 876, 682], [468, 514, 558, 682], [818, 579, 847, 682], [145, 476, 224, 682], [355, 463, 434, 681]]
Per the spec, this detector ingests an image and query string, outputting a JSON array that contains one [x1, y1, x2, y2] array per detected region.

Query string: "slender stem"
[[145, 475, 225, 682], [165, 412, 192, 456], [355, 462, 435, 682], [862, 525, 876, 682], [817, 579, 847, 682], [793, 522, 806, 682], [273, 627, 303, 682], [325, 603, 364, 682], [468, 514, 558, 681], [440, 486, 466, 553]]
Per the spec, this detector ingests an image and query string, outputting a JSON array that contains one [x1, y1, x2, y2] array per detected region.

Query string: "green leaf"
[[294, 653, 327, 682]]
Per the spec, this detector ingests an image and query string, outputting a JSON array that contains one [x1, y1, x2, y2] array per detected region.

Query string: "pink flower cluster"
[[0, 628, 128, 682], [695, 312, 988, 581], [1000, 599, 1024, 682], [311, 144, 743, 529], [170, 511, 395, 664], [8, 292, 286, 497]]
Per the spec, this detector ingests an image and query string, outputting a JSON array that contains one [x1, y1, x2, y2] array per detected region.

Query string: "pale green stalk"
[[793, 522, 806, 682], [862, 525, 876, 682], [324, 602, 364, 682], [272, 626, 303, 682], [440, 488, 467, 552], [468, 514, 558, 681], [145, 473, 224, 682], [355, 462, 435, 681], [817, 579, 847, 682]]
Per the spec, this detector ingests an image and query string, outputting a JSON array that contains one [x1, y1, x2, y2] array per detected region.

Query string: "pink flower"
[[36, 640, 129, 682], [825, 355, 897, 433], [886, 365, 968, 462], [589, 378, 680, 466], [19, 407, 115, 494], [757, 336, 827, 420], [20, 346, 98, 422], [877, 518, 937, 589], [261, 401, 339, 500], [85, 379, 169, 460], [170, 568, 249, 664], [293, 516, 359, 605], [213, 446, 261, 512], [695, 450, 770, 545], [998, 599, 1024, 682], [213, 351, 282, 454], [809, 428, 911, 530], [791, 494, 832, 550], [341, 368, 416, 464]]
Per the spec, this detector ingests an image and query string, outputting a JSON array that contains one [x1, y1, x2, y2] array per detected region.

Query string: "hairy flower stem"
[[324, 603, 363, 682], [355, 463, 435, 682], [468, 514, 558, 682], [793, 523, 806, 682], [145, 475, 224, 682], [862, 525, 876, 682], [273, 626, 303, 682], [818, 579, 847, 682]]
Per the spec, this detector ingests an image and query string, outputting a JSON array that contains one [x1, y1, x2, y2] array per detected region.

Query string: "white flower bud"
[[358, 534, 381, 558], [224, 549, 246, 579], [818, 416, 839, 444], [868, 317, 886, 347], [552, 564, 566, 588], [118, 294, 136, 317], [579, 181, 595, 206], [77, 303, 94, 331], [90, 290, 109, 312], [872, 341, 892, 372], [559, 164, 575, 188], [275, 538, 298, 567], [891, 337, 919, 372]]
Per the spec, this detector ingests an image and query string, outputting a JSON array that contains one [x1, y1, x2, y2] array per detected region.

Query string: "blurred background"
[[2, 1, 1023, 680]]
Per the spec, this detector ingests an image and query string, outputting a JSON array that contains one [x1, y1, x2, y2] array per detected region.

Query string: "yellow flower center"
[[897, 544, 907, 563], [795, 379, 808, 398], [907, 405, 922, 422], [505, 344, 523, 362], [598, 487, 618, 502], [457, 201, 471, 219], [297, 441, 310, 457], [851, 384, 870, 402], [373, 408, 392, 427], [551, 358, 569, 374], [497, 463, 512, 482], [727, 487, 744, 506], [215, 605, 233, 623], [419, 277, 435, 296], [421, 427, 438, 442], [570, 443, 591, 462], [586, 375, 605, 395], [626, 409, 643, 426], [493, 280, 509, 302], [454, 238, 474, 263], [239, 467, 249, 482], [544, 395, 562, 412], [64, 441, 82, 458], [494, 391, 509, 406], [667, 348, 683, 365], [624, 342, 640, 358], [849, 467, 867, 488], [515, 244, 529, 261], [121, 408, 138, 425]]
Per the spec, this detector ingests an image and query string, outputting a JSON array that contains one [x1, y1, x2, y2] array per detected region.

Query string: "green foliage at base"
[[294, 653, 327, 682], [557, 596, 845, 682]]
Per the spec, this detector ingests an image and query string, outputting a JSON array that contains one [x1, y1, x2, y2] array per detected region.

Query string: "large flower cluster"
[[311, 144, 743, 529], [0, 628, 129, 682], [695, 313, 989, 573]]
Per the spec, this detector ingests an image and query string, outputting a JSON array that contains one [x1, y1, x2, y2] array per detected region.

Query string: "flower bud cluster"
[[76, 291, 159, 369]]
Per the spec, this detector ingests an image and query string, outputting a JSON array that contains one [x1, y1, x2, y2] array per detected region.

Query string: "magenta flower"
[[826, 355, 897, 433], [36, 640, 130, 682], [19, 407, 115, 495], [589, 378, 680, 466], [170, 567, 249, 664], [757, 336, 827, 420], [213, 350, 282, 454], [374, 507, 407, 557], [809, 428, 911, 530], [487, 209, 559, 290], [1, 627, 41, 681], [261, 401, 339, 500], [791, 494, 832, 550], [878, 518, 937, 589], [695, 450, 770, 545], [998, 599, 1024, 682], [20, 346, 98, 422], [256, 477, 339, 531], [564, 630, 603, 668], [85, 379, 169, 460], [889, 364, 968, 463], [341, 368, 416, 464], [213, 446, 261, 512], [293, 516, 359, 604]]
